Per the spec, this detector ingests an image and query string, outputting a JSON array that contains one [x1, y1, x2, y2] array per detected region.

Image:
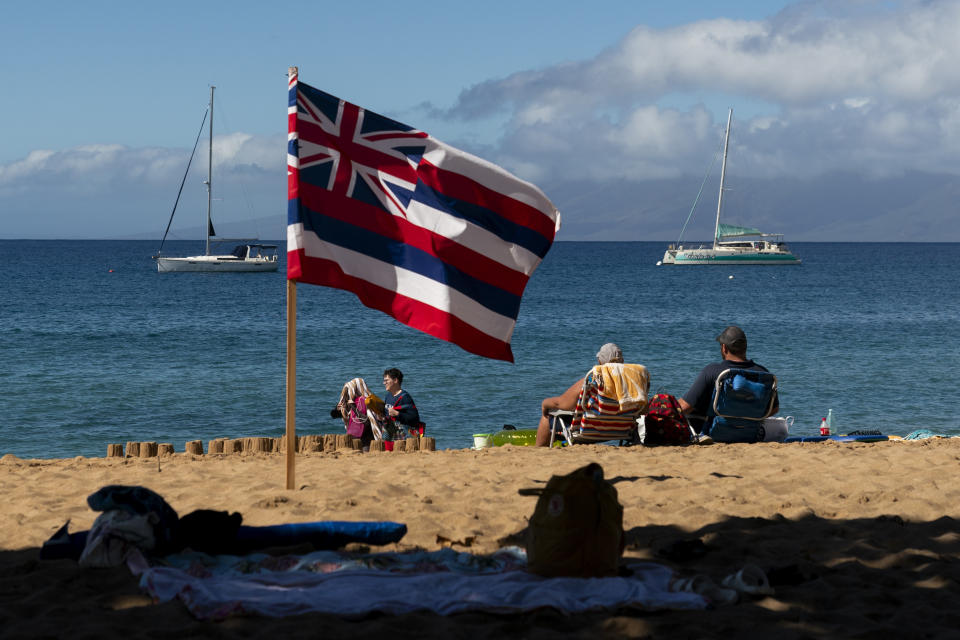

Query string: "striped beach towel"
[[571, 364, 650, 442]]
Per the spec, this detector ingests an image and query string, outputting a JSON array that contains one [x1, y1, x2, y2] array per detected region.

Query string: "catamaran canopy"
[[717, 223, 763, 239]]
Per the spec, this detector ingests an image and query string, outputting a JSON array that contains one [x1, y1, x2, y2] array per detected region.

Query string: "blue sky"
[[2, 0, 957, 239]]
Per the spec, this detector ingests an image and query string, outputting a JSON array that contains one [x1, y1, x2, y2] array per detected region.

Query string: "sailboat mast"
[[713, 108, 732, 250], [205, 86, 215, 256]]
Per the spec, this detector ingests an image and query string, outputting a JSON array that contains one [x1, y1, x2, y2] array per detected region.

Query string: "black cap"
[[716, 325, 747, 349]]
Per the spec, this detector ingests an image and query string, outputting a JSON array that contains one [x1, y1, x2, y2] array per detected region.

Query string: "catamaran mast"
[[713, 108, 732, 250], [205, 86, 215, 256]]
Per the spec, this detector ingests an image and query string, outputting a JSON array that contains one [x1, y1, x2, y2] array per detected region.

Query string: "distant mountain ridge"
[[109, 171, 960, 242], [118, 214, 285, 243], [541, 171, 960, 242]]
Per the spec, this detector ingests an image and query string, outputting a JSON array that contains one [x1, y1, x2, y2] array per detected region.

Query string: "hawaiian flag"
[[287, 71, 560, 362]]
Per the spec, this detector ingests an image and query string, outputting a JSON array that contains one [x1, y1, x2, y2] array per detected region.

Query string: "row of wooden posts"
[[106, 434, 437, 458]]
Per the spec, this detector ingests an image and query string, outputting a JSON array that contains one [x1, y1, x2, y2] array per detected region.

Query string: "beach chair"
[[705, 368, 778, 443], [549, 363, 650, 446]]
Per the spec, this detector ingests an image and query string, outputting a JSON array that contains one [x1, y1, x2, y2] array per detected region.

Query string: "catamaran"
[[154, 86, 278, 273], [661, 109, 800, 266]]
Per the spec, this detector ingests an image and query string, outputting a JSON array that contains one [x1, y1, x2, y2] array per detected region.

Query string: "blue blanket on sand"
[[41, 520, 408, 561], [783, 434, 889, 443]]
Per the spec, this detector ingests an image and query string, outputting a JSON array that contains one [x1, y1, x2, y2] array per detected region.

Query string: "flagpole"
[[285, 66, 299, 490], [285, 277, 297, 489]]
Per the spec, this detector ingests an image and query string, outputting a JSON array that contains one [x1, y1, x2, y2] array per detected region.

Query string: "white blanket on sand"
[[130, 548, 706, 620]]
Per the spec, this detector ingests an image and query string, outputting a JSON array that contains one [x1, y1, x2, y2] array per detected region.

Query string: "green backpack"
[[521, 462, 624, 577]]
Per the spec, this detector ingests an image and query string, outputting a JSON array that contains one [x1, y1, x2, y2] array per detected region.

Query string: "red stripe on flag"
[[288, 243, 303, 280], [287, 249, 515, 362]]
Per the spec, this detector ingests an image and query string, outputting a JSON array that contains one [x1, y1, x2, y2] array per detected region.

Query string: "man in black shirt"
[[678, 326, 778, 434], [382, 368, 420, 440]]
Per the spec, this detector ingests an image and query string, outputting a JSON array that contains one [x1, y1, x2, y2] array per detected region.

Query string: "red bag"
[[641, 394, 693, 445]]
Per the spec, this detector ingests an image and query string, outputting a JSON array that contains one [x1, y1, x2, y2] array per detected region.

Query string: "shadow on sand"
[[2, 514, 958, 639]]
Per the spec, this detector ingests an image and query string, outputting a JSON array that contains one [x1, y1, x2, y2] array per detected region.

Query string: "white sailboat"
[[661, 109, 800, 265], [154, 86, 278, 273]]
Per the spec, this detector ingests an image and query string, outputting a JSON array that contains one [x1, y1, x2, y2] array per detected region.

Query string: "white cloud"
[[0, 135, 282, 190], [842, 97, 871, 110], [0, 144, 187, 193], [0, 135, 284, 237], [445, 0, 960, 180]]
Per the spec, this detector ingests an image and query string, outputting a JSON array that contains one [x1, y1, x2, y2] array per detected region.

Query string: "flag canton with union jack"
[[287, 72, 560, 362], [294, 86, 427, 217]]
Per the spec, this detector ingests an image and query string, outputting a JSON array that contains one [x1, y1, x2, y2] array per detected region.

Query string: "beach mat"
[[783, 434, 889, 443], [133, 547, 707, 619], [41, 520, 407, 561], [233, 521, 406, 551]]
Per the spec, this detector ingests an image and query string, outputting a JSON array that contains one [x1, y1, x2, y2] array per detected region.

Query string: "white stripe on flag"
[[400, 197, 542, 277], [288, 223, 304, 251], [293, 225, 517, 342], [423, 139, 560, 226]]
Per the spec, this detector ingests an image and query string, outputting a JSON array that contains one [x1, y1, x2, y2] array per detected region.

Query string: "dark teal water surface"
[[1, 240, 957, 458]]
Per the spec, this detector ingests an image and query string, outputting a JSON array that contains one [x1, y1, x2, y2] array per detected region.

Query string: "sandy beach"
[[2, 440, 959, 638]]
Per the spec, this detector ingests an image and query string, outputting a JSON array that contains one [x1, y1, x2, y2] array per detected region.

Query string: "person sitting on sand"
[[677, 325, 779, 434], [535, 343, 624, 447], [381, 368, 420, 441]]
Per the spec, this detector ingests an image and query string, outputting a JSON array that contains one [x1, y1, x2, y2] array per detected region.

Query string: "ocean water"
[[1, 240, 958, 459]]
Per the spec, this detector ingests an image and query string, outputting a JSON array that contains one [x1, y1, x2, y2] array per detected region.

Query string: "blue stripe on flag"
[[301, 209, 522, 319], [288, 193, 302, 226]]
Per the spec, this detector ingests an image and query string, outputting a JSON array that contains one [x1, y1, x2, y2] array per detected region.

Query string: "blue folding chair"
[[706, 368, 778, 443]]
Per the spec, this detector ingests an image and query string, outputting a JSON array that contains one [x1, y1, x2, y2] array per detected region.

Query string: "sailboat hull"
[[156, 255, 278, 273], [662, 247, 801, 265]]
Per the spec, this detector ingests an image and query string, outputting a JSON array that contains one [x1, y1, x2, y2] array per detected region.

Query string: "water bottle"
[[819, 417, 830, 436], [826, 409, 834, 432]]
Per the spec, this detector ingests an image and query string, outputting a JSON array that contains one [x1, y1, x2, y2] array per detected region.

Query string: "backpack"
[[640, 393, 694, 445], [521, 462, 624, 577], [345, 397, 367, 438]]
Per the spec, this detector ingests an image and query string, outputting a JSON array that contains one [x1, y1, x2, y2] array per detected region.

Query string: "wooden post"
[[301, 435, 321, 452], [249, 437, 272, 453], [285, 277, 297, 489], [323, 434, 337, 452]]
